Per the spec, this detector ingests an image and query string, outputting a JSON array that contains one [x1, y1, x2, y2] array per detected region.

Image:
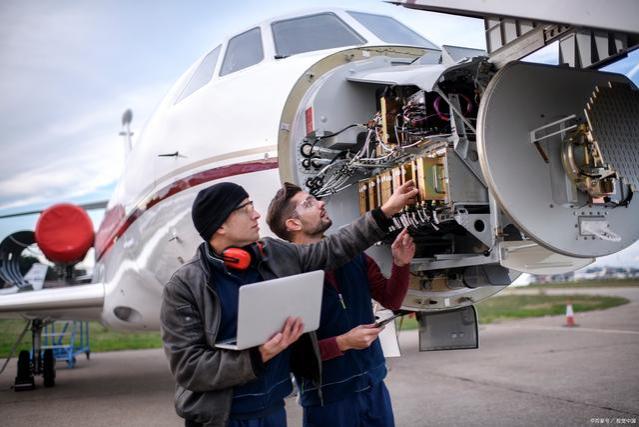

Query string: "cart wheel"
[[86, 351, 90, 360], [17, 350, 32, 378], [43, 349, 56, 387]]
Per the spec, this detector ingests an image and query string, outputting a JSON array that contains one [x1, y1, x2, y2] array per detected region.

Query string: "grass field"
[[395, 293, 628, 331], [0, 294, 629, 357], [0, 321, 162, 359], [526, 278, 639, 288]]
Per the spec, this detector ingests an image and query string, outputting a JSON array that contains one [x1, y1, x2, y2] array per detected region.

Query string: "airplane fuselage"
[[93, 9, 442, 330]]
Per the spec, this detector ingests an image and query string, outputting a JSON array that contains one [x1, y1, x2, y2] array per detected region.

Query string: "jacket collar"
[[198, 242, 229, 274]]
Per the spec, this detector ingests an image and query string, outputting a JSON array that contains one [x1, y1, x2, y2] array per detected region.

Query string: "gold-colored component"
[[430, 275, 449, 291], [408, 159, 421, 203], [402, 161, 413, 181], [414, 156, 447, 201], [379, 171, 393, 205], [409, 275, 449, 291], [357, 154, 450, 214], [561, 123, 617, 200], [367, 177, 379, 210], [392, 167, 403, 191], [408, 275, 422, 290], [599, 178, 615, 194], [401, 162, 417, 205], [358, 181, 369, 214], [380, 96, 400, 145]]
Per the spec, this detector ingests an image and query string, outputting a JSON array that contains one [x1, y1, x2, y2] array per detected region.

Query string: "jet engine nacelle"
[[35, 203, 94, 265]]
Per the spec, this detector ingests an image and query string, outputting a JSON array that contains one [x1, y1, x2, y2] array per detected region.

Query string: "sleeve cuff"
[[392, 262, 411, 275], [319, 337, 344, 361], [249, 347, 265, 375], [371, 208, 393, 232]]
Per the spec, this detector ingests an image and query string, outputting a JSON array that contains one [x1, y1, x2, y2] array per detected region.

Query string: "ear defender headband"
[[221, 242, 265, 270]]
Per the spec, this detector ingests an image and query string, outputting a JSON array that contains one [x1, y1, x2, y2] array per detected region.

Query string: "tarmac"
[[1, 287, 637, 426]]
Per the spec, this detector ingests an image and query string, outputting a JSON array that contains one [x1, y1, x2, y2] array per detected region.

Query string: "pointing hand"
[[391, 227, 416, 267]]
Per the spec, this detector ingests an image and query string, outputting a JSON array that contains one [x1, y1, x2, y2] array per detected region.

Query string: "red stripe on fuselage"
[[94, 158, 279, 261]]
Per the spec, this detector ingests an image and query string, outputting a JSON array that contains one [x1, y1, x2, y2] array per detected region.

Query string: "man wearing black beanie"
[[160, 180, 417, 427], [191, 182, 250, 242]]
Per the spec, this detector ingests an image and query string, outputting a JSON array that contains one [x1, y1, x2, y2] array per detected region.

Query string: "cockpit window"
[[175, 45, 221, 104], [272, 13, 366, 58], [347, 11, 439, 49], [220, 27, 264, 76]]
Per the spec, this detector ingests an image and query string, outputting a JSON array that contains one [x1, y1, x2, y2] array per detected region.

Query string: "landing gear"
[[43, 349, 56, 387], [13, 319, 57, 391], [14, 350, 35, 391]]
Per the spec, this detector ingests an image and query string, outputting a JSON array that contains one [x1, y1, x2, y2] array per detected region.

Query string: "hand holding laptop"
[[214, 271, 324, 352], [259, 316, 304, 363]]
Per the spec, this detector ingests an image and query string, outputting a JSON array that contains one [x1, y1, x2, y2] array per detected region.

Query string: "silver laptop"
[[215, 270, 324, 350]]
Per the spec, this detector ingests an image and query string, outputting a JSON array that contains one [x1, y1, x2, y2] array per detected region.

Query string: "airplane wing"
[[0, 201, 107, 321], [0, 283, 104, 321], [0, 200, 108, 219]]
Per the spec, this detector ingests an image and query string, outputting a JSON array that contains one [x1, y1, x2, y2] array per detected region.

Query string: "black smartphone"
[[373, 311, 408, 328]]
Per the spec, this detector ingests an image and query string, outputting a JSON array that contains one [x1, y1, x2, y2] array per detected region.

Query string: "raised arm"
[[294, 181, 418, 272], [368, 227, 415, 309]]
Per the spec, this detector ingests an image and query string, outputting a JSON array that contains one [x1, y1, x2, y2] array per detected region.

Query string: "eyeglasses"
[[297, 196, 321, 210], [233, 200, 255, 215]]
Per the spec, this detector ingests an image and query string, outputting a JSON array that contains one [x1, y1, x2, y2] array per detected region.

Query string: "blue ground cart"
[[41, 321, 90, 368]]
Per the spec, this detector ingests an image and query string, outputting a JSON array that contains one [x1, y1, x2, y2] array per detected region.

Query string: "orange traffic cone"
[[564, 303, 577, 327]]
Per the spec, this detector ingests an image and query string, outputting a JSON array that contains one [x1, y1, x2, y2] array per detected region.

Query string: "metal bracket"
[[411, 251, 498, 271], [529, 114, 578, 163], [454, 209, 493, 247]]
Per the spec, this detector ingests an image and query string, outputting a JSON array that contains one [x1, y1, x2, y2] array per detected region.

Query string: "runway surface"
[[1, 287, 637, 426]]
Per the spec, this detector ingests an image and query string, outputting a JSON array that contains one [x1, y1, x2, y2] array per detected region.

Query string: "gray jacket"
[[160, 210, 387, 426]]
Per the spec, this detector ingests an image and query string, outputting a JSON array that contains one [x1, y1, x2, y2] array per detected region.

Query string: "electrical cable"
[[0, 320, 31, 377], [315, 123, 362, 140]]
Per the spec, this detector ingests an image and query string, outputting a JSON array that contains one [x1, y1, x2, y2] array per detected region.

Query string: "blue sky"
[[0, 0, 637, 268]]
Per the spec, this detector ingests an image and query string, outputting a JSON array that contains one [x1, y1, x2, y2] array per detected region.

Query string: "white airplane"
[[1, 4, 638, 387]]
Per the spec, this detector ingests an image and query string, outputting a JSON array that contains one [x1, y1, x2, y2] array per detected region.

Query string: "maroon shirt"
[[318, 254, 410, 361]]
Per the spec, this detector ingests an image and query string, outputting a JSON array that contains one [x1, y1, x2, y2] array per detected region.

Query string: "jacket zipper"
[[337, 292, 347, 310]]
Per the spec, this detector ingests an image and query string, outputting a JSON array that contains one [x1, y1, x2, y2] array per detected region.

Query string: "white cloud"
[[0, 3, 98, 72], [591, 242, 639, 269], [522, 42, 559, 65], [2, 1, 483, 215], [0, 81, 166, 211]]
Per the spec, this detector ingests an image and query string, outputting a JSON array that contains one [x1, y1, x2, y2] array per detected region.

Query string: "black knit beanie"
[[191, 182, 249, 241]]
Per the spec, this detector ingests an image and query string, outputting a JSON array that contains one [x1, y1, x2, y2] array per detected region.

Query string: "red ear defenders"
[[221, 242, 264, 270]]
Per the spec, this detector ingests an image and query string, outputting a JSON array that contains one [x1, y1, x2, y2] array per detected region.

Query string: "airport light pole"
[[119, 109, 134, 154]]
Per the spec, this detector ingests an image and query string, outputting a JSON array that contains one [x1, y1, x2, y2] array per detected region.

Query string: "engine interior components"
[[278, 47, 638, 313], [478, 61, 639, 258], [561, 123, 618, 200]]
